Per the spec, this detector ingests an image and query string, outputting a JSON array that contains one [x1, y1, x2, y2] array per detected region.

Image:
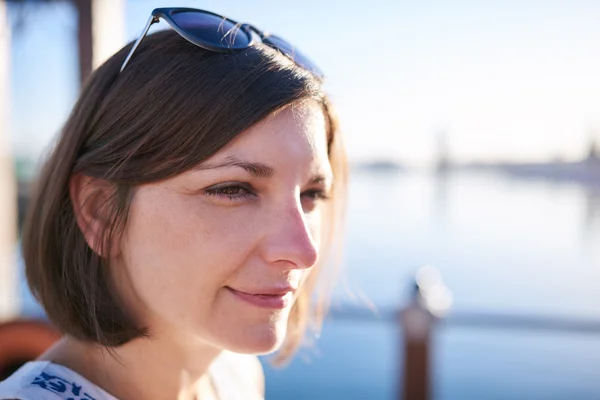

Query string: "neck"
[[40, 334, 223, 400]]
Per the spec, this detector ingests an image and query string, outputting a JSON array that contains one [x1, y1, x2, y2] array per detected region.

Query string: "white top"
[[0, 361, 118, 400], [0, 352, 263, 400]]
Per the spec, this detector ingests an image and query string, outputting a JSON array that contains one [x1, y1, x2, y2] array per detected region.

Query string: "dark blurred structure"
[[16, 181, 29, 231]]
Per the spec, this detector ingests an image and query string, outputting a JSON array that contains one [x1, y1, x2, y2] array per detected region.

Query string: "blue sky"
[[7, 0, 600, 164]]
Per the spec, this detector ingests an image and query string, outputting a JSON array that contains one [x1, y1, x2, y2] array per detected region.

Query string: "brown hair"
[[22, 30, 346, 362]]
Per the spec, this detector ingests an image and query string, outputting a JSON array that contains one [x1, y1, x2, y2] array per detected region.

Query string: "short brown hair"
[[22, 30, 346, 362]]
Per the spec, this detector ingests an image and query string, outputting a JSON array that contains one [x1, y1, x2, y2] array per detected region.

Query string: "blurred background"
[[2, 0, 600, 399]]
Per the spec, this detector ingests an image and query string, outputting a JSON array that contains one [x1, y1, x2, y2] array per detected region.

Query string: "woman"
[[0, 7, 346, 400]]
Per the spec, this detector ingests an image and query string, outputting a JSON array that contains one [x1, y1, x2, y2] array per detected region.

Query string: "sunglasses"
[[120, 7, 323, 78]]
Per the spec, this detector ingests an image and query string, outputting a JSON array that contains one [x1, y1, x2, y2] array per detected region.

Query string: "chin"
[[221, 319, 288, 355]]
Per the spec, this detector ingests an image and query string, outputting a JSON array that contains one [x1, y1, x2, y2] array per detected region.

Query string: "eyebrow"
[[194, 155, 333, 185], [310, 174, 333, 187], [193, 156, 275, 178]]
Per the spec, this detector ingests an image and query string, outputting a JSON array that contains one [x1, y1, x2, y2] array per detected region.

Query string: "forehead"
[[206, 101, 331, 173]]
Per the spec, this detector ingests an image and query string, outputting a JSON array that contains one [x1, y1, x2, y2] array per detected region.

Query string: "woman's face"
[[115, 101, 332, 354]]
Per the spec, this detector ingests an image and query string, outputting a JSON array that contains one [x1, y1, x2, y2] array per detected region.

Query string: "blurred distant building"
[[434, 128, 450, 172], [585, 129, 600, 164]]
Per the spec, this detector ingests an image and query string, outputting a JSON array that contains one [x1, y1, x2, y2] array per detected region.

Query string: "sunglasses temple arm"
[[119, 16, 160, 73]]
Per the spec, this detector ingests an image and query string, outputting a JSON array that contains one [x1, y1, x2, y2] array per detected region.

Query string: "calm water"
[[17, 169, 600, 399], [260, 169, 600, 399]]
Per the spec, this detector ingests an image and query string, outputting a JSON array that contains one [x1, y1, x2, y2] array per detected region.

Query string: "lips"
[[226, 286, 295, 309]]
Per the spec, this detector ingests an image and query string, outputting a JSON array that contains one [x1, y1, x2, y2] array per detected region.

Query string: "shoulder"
[[0, 361, 53, 400], [0, 361, 117, 400], [212, 352, 265, 397]]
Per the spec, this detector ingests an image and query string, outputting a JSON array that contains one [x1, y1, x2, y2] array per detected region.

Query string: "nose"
[[261, 202, 319, 269]]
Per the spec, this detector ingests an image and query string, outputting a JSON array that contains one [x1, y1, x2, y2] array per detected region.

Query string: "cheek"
[[118, 190, 259, 324]]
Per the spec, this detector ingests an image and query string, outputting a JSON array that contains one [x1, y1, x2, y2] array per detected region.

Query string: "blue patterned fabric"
[[0, 361, 117, 400]]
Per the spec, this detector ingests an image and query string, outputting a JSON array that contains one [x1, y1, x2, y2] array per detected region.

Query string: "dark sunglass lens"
[[263, 35, 324, 77], [171, 11, 251, 49]]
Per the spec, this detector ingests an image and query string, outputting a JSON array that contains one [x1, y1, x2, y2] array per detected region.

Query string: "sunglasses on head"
[[120, 7, 324, 78]]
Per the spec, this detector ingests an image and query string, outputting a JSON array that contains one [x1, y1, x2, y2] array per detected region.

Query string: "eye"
[[300, 188, 331, 212], [301, 189, 330, 201], [204, 183, 256, 201]]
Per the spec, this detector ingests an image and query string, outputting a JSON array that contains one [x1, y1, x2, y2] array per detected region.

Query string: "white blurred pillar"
[[73, 0, 125, 84], [0, 1, 19, 322], [92, 0, 125, 69]]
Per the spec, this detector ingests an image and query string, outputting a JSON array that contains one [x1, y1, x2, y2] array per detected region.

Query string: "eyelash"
[[205, 184, 255, 200], [204, 184, 331, 203], [301, 189, 331, 202]]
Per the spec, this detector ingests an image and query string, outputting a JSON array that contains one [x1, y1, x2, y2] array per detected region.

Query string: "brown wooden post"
[[400, 286, 434, 400], [72, 0, 93, 86], [399, 266, 452, 400]]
